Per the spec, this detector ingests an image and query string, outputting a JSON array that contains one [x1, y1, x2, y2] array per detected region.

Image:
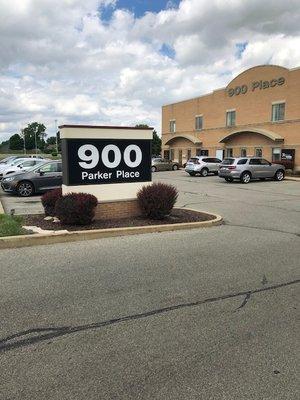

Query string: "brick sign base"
[[94, 199, 141, 221]]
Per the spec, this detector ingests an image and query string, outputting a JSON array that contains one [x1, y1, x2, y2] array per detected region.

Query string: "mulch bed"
[[23, 209, 215, 232]]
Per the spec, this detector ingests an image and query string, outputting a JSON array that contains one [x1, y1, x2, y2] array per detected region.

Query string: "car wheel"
[[151, 166, 157, 173], [172, 164, 179, 171], [274, 169, 285, 181], [225, 177, 233, 182], [17, 181, 34, 197], [200, 168, 209, 177], [240, 171, 251, 184]]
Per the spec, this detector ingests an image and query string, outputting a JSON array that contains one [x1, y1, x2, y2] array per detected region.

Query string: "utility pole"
[[55, 119, 58, 154], [34, 129, 38, 156], [22, 129, 26, 155]]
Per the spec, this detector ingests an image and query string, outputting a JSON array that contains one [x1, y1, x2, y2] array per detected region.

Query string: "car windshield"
[[28, 161, 49, 172], [188, 158, 199, 164], [222, 158, 235, 165], [10, 158, 27, 166]]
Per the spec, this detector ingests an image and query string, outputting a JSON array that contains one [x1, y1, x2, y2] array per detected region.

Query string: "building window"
[[272, 102, 285, 122], [187, 149, 191, 160], [170, 149, 175, 160], [196, 148, 201, 156], [255, 148, 262, 157], [163, 150, 170, 159], [241, 148, 247, 157], [226, 148, 233, 158], [200, 149, 209, 156], [169, 120, 176, 133], [272, 148, 281, 162], [226, 110, 236, 127], [195, 116, 203, 130]]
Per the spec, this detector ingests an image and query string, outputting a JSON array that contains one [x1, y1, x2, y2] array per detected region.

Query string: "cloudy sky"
[[0, 0, 300, 140]]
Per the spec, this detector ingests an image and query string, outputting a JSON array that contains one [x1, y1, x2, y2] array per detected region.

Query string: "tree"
[[46, 136, 57, 145], [9, 134, 24, 150], [135, 124, 161, 156], [23, 122, 46, 151], [152, 130, 161, 156]]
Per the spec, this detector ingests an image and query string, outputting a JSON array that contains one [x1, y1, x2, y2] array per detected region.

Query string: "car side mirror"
[[38, 170, 45, 176]]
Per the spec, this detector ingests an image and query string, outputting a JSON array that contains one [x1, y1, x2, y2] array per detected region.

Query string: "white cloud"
[[0, 0, 300, 140]]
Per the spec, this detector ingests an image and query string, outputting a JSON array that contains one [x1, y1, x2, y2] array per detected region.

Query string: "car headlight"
[[3, 176, 15, 182]]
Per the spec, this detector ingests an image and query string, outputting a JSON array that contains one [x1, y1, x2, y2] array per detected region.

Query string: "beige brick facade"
[[162, 65, 300, 171]]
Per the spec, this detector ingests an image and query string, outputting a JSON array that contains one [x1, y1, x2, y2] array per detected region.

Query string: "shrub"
[[137, 182, 178, 220], [41, 188, 62, 216], [51, 150, 58, 157], [0, 214, 25, 237], [55, 192, 98, 225]]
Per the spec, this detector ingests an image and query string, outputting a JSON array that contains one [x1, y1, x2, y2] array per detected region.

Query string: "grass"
[[0, 214, 28, 237]]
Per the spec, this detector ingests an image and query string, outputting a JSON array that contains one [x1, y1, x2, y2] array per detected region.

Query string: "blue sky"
[[101, 0, 180, 20], [0, 0, 299, 140]]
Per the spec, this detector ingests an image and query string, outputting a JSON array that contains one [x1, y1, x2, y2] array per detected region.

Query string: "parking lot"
[[1, 170, 299, 400], [1, 170, 299, 236]]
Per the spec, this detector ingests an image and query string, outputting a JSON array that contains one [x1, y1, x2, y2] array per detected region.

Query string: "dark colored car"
[[1, 161, 62, 196]]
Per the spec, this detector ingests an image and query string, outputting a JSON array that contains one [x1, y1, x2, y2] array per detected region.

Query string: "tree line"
[[3, 122, 161, 155]]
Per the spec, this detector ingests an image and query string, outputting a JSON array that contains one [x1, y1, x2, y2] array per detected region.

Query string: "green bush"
[[0, 214, 25, 237]]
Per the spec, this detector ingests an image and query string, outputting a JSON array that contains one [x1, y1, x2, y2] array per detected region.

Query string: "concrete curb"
[[0, 209, 223, 250], [285, 176, 300, 182], [0, 196, 5, 214]]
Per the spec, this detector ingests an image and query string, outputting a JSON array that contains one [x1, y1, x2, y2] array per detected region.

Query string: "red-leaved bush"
[[137, 182, 178, 219], [41, 188, 62, 216], [55, 193, 98, 225]]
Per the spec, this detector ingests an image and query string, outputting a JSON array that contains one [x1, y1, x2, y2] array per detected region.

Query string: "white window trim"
[[271, 102, 285, 122], [169, 119, 176, 133], [226, 109, 236, 126], [195, 114, 203, 130], [272, 100, 286, 105]]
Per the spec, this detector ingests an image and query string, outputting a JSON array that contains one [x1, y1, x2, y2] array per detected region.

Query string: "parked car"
[[1, 161, 62, 196], [0, 155, 44, 165], [151, 158, 180, 172], [0, 157, 30, 176], [185, 157, 222, 176], [0, 158, 49, 179], [218, 157, 285, 183]]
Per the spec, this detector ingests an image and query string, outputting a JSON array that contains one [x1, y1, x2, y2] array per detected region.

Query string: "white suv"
[[185, 156, 222, 177]]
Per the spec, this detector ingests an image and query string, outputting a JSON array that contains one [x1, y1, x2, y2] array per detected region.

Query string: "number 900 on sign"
[[78, 144, 142, 169]]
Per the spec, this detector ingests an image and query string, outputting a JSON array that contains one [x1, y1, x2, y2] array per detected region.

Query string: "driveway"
[[0, 170, 299, 400]]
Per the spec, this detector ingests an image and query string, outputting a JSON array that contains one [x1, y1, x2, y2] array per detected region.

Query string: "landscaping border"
[[0, 209, 223, 250]]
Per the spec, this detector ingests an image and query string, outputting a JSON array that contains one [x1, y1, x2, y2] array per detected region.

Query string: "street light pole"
[[55, 119, 58, 154], [34, 129, 38, 156], [22, 129, 26, 155]]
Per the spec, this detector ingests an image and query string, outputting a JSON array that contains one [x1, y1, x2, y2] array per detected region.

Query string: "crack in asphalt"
[[235, 293, 251, 311], [224, 222, 300, 238], [0, 279, 299, 354]]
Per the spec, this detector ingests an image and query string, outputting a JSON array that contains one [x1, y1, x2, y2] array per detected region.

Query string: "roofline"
[[162, 64, 295, 108], [59, 124, 153, 130]]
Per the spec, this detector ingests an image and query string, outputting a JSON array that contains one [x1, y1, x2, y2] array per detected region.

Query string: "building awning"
[[164, 134, 202, 146], [219, 128, 284, 143]]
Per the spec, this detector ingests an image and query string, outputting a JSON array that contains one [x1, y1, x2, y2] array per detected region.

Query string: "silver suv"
[[185, 156, 222, 176], [218, 157, 285, 183]]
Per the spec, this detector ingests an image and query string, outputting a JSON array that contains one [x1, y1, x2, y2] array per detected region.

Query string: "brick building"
[[162, 65, 300, 171]]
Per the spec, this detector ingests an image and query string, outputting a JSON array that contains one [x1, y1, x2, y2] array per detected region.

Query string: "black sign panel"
[[62, 138, 152, 186]]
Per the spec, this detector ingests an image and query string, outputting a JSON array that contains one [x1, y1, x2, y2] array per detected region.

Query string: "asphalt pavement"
[[0, 171, 299, 399]]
